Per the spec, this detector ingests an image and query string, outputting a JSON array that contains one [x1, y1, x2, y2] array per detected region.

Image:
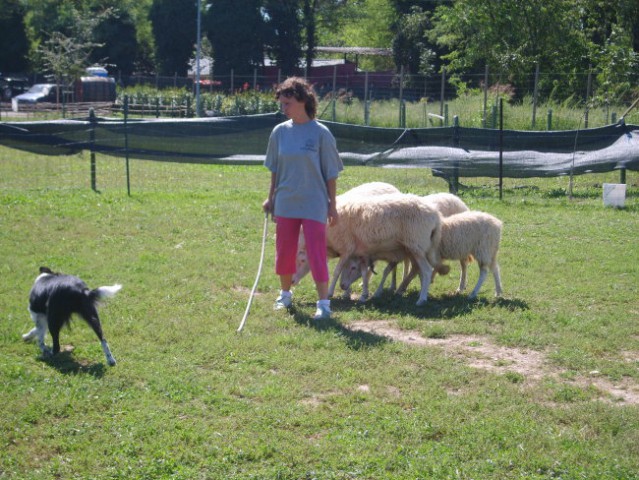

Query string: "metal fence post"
[[483, 65, 489, 128], [364, 71, 370, 126], [332, 65, 337, 122], [89, 108, 97, 192], [499, 98, 504, 200], [585, 65, 592, 128], [532, 63, 540, 129], [124, 95, 131, 196], [398, 66, 404, 127], [450, 115, 460, 194], [440, 67, 446, 121]]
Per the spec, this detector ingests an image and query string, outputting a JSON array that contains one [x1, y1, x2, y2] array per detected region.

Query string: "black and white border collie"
[[23, 267, 122, 366]]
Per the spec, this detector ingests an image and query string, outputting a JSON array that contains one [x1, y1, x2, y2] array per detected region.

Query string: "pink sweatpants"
[[275, 217, 329, 283]]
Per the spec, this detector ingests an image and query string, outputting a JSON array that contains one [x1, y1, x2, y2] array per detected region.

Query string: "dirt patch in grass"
[[347, 320, 639, 405]]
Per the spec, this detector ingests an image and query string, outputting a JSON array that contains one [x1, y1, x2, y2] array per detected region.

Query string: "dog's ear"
[[39, 266, 53, 274]]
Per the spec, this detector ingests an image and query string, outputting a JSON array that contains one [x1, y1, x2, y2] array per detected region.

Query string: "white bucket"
[[603, 183, 626, 208]]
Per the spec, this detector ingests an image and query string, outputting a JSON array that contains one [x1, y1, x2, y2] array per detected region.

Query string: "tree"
[[264, 0, 303, 75], [35, 6, 110, 102], [579, 0, 639, 102], [0, 0, 30, 73], [302, 0, 318, 70], [300, 0, 355, 71], [205, 0, 266, 77], [91, 10, 139, 76], [149, 0, 197, 76], [429, 0, 591, 101], [323, 0, 395, 71], [392, 6, 432, 75]]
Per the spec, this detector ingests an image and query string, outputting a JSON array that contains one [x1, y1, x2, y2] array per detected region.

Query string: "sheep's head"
[[292, 248, 309, 285]]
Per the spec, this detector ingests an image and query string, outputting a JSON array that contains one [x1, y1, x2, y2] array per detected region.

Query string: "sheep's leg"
[[396, 263, 419, 295], [388, 265, 397, 291], [401, 258, 410, 283], [396, 258, 419, 294], [328, 256, 349, 298], [372, 261, 398, 298], [492, 262, 503, 297], [468, 266, 488, 299], [388, 258, 409, 291], [457, 259, 468, 293], [358, 258, 371, 302], [412, 254, 433, 306]]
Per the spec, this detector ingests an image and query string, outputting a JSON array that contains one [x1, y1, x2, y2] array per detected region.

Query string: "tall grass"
[[5, 85, 637, 129], [318, 93, 639, 130], [0, 147, 638, 479]]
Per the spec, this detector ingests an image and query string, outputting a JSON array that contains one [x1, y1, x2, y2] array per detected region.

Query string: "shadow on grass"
[[333, 291, 529, 321], [289, 305, 389, 350], [288, 291, 528, 349], [39, 351, 107, 377]]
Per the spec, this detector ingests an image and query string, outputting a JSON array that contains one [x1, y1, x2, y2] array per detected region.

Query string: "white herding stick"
[[237, 212, 269, 333]]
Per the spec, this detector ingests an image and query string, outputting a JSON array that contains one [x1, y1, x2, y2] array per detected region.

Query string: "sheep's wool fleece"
[[334, 193, 440, 256]]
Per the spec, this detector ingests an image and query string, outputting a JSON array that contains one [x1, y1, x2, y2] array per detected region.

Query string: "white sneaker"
[[313, 301, 331, 320], [274, 291, 292, 310]]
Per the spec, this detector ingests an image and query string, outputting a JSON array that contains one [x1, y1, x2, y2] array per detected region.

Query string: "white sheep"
[[291, 181, 400, 293], [340, 192, 469, 300], [399, 210, 503, 299], [324, 192, 442, 306], [421, 192, 470, 217]]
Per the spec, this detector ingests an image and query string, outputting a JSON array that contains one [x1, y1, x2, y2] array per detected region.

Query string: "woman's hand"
[[328, 204, 339, 226]]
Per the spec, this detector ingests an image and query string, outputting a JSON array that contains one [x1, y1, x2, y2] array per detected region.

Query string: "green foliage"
[[428, 0, 637, 102], [7, 0, 639, 107], [263, 0, 303, 75], [0, 0, 30, 73], [115, 86, 279, 117], [91, 8, 139, 76], [205, 0, 266, 76], [326, 0, 396, 71], [317, 91, 638, 130], [35, 6, 112, 84], [149, 0, 196, 76]]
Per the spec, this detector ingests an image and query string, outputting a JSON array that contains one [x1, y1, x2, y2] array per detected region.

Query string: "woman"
[[262, 77, 343, 320]]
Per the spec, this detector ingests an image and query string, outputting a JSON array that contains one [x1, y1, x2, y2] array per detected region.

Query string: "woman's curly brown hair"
[[275, 76, 318, 119]]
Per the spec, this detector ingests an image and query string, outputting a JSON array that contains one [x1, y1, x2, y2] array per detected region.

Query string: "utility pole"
[[195, 0, 202, 116]]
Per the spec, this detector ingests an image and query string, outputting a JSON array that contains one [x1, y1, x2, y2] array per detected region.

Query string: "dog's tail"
[[92, 284, 123, 301]]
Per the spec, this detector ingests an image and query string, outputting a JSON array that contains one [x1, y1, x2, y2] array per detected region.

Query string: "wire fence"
[[1, 66, 638, 197], [1, 142, 635, 200], [3, 66, 638, 130]]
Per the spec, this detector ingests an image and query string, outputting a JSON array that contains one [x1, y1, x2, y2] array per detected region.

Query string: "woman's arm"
[[327, 177, 338, 225]]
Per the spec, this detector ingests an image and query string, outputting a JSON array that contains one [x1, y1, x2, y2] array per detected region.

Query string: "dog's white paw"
[[22, 331, 36, 342]]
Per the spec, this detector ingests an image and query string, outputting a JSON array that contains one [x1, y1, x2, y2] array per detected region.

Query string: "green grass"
[[5, 89, 638, 130], [1, 146, 638, 479], [319, 94, 639, 130]]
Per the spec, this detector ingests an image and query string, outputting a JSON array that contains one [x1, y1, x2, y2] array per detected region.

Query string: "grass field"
[[1, 146, 638, 479]]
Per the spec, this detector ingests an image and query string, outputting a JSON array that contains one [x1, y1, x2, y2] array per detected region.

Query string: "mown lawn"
[[1, 147, 638, 479]]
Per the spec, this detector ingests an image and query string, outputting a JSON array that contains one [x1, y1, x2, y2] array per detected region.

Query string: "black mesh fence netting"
[[1, 112, 637, 189]]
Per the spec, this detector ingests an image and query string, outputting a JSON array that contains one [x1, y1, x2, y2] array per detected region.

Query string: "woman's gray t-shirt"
[[264, 119, 343, 224]]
